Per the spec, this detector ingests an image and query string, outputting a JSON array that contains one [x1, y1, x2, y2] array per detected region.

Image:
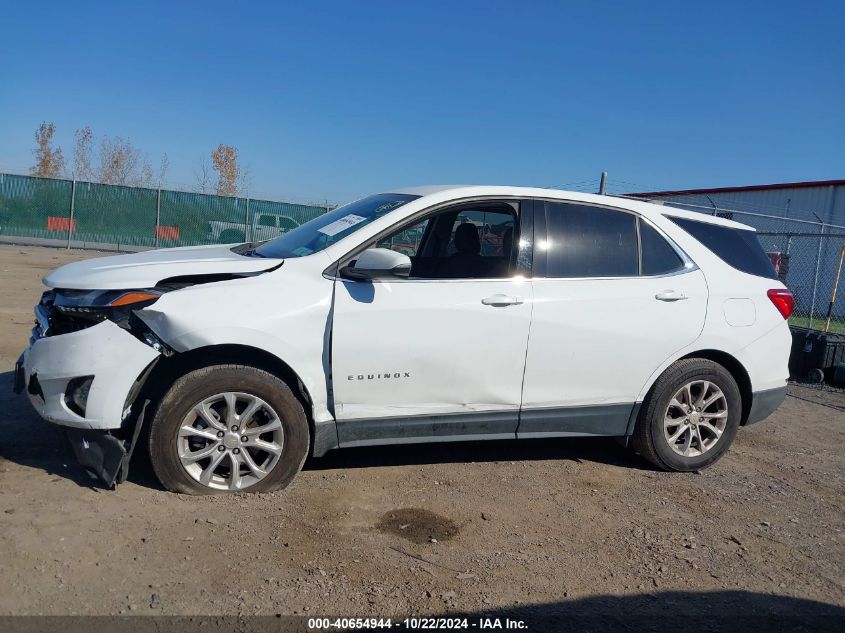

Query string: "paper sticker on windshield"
[[318, 214, 366, 237]]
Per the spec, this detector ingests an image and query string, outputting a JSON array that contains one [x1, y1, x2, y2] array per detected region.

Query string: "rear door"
[[330, 199, 534, 446], [518, 199, 708, 437]]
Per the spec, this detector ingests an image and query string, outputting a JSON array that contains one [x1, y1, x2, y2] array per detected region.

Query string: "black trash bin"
[[789, 326, 845, 382]]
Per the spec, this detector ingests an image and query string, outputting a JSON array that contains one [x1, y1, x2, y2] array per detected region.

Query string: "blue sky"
[[1, 1, 843, 203]]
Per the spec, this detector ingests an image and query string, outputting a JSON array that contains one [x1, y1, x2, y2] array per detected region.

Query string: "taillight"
[[767, 289, 794, 319]]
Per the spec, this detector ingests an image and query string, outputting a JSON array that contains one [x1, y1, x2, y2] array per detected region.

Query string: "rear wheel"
[[148, 365, 309, 494], [632, 358, 741, 471]]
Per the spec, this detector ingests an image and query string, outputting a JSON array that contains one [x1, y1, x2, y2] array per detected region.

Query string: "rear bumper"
[[745, 386, 788, 426], [735, 322, 791, 394]]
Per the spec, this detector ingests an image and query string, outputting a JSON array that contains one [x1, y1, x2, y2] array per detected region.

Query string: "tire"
[[218, 229, 245, 244], [807, 368, 825, 384], [148, 364, 309, 495], [631, 358, 742, 472]]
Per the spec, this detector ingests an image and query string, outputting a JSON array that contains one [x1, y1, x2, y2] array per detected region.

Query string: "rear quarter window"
[[640, 221, 684, 275], [669, 216, 777, 280]]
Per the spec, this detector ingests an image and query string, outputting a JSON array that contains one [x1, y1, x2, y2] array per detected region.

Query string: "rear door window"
[[669, 216, 777, 279], [543, 202, 638, 278]]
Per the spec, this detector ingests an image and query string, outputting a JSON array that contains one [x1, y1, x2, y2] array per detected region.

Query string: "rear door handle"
[[482, 294, 524, 306], [655, 290, 688, 302]]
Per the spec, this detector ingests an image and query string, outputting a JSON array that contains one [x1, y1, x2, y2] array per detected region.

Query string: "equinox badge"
[[348, 372, 411, 380]]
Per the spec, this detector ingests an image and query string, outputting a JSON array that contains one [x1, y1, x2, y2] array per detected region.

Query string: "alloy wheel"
[[663, 380, 728, 458], [177, 392, 284, 491]]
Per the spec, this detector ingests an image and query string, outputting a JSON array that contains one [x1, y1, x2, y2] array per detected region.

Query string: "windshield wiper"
[[232, 242, 268, 258]]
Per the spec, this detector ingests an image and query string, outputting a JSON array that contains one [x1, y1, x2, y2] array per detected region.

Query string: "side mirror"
[[340, 248, 412, 280]]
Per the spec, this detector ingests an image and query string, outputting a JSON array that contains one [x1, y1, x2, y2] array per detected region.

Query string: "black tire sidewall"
[[148, 365, 309, 495], [647, 361, 742, 471]]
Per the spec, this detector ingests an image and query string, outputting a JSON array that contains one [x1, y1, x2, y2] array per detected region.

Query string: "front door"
[[330, 200, 534, 446]]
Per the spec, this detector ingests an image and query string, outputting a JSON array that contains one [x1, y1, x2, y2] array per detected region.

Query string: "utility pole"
[[244, 197, 251, 242], [155, 186, 161, 248], [66, 178, 76, 249], [598, 171, 607, 195]]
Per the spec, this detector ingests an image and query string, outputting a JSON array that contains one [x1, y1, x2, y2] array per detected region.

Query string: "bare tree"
[[157, 153, 170, 186], [30, 122, 65, 178], [238, 163, 252, 196], [72, 126, 94, 181], [211, 144, 239, 197], [195, 158, 212, 193], [141, 161, 155, 188], [97, 136, 153, 186]]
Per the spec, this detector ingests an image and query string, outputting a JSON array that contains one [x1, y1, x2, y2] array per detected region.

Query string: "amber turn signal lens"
[[109, 291, 161, 307]]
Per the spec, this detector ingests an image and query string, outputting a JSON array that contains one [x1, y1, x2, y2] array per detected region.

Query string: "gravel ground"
[[0, 245, 843, 626]]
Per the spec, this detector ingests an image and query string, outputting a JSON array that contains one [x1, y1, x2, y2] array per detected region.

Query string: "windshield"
[[253, 193, 420, 258]]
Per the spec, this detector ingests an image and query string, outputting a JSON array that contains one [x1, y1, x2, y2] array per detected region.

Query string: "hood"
[[43, 244, 282, 290]]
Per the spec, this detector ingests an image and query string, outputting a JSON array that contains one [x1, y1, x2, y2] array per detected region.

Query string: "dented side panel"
[[330, 276, 534, 422]]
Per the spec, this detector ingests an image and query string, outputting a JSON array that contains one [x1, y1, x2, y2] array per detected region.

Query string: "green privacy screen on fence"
[[0, 173, 330, 249]]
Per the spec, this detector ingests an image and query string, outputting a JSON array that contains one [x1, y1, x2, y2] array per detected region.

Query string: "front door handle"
[[482, 294, 524, 306], [655, 290, 688, 302]]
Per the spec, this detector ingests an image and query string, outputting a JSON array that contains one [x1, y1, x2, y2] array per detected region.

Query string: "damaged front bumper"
[[66, 401, 150, 488], [17, 319, 160, 429], [15, 319, 161, 487]]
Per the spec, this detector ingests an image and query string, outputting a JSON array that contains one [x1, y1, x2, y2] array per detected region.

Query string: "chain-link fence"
[[4, 173, 845, 332], [757, 231, 845, 333], [0, 172, 331, 251]]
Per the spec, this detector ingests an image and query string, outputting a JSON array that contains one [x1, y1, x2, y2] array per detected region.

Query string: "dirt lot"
[[0, 245, 843, 626]]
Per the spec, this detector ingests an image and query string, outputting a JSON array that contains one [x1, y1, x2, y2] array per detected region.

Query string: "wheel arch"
[[137, 343, 318, 446], [677, 349, 753, 426]]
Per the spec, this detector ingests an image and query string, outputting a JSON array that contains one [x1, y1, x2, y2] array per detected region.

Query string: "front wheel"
[[148, 365, 309, 494], [631, 358, 742, 472]]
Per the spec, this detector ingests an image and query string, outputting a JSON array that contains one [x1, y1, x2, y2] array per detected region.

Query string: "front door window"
[[375, 203, 519, 279]]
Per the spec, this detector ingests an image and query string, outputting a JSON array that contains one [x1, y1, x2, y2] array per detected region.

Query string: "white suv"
[[14, 186, 793, 494]]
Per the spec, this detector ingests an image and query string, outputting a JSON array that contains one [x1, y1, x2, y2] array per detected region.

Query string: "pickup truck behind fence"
[[207, 212, 301, 243]]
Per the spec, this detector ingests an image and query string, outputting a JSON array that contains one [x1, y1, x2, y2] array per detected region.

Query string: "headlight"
[[54, 289, 162, 311], [50, 289, 165, 333]]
